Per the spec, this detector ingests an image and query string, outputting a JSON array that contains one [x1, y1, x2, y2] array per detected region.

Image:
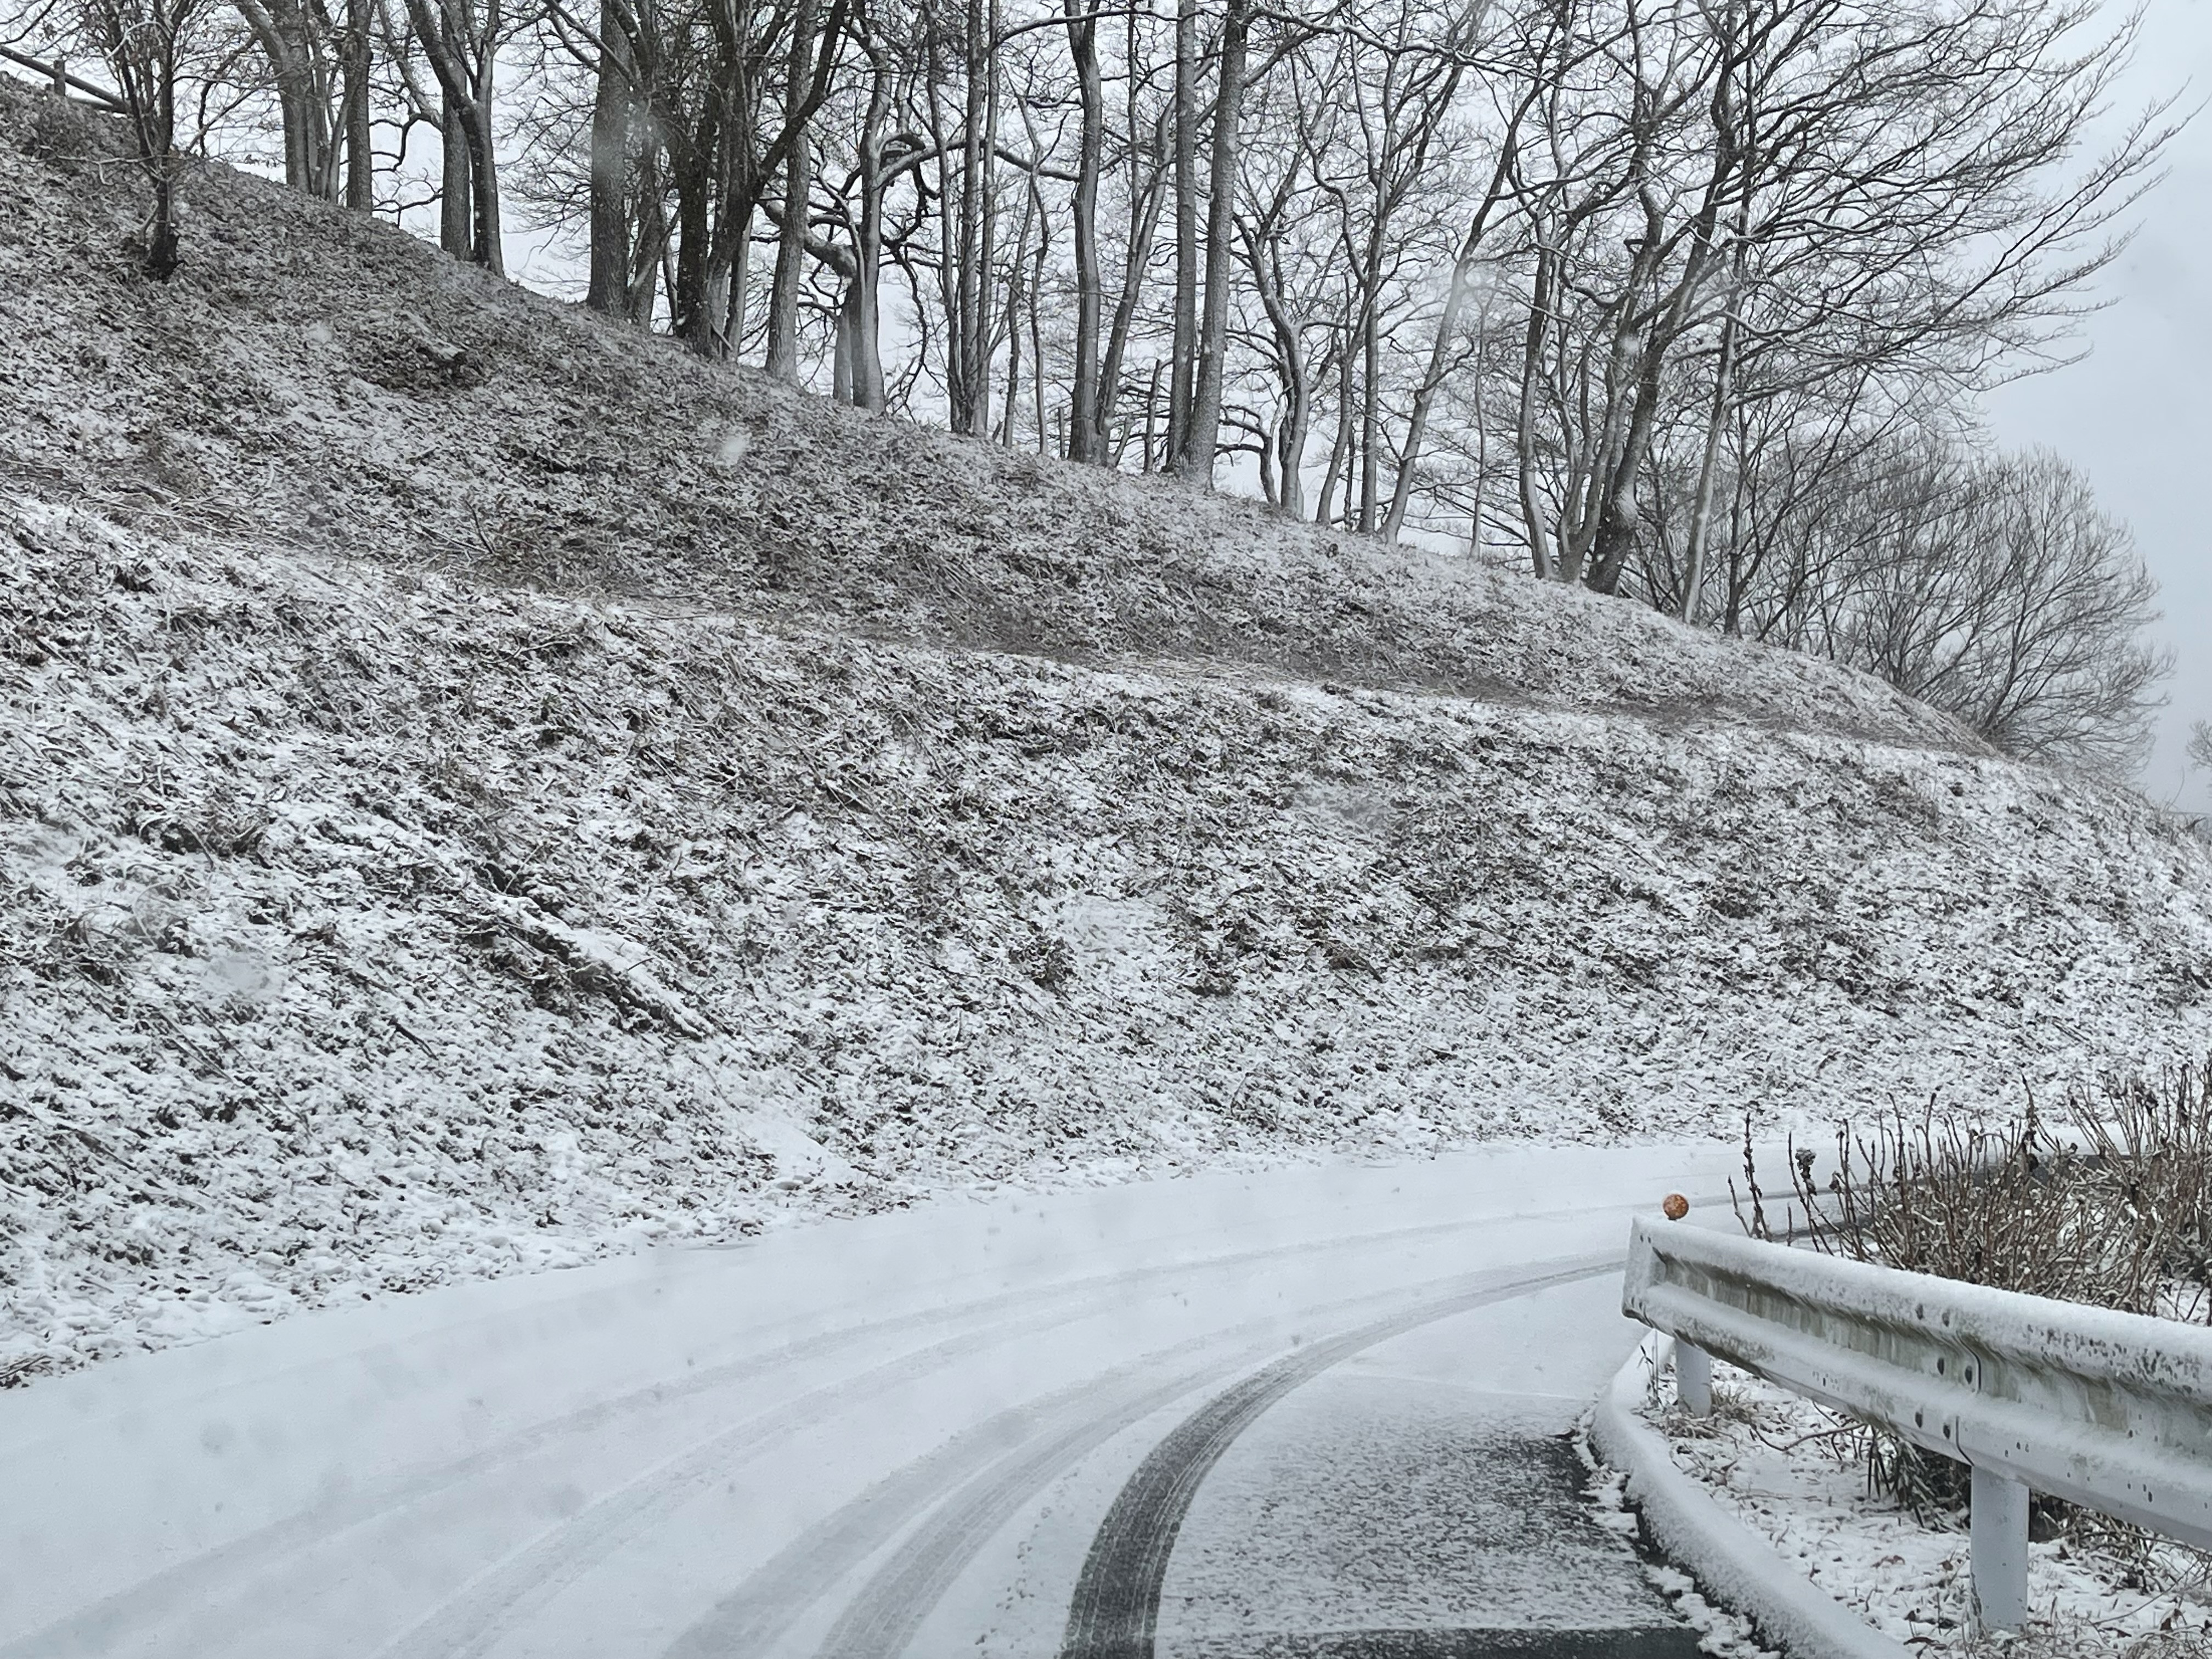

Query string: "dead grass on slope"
[[4, 492, 2210, 1379]]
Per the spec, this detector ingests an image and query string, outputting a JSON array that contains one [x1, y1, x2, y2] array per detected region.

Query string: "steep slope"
[[0, 82, 1951, 745], [4, 83, 2210, 1385]]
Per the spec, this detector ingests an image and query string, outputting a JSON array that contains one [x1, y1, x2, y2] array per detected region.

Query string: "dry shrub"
[[2072, 1062, 2212, 1323], [0, 880, 138, 986], [0, 1351, 58, 1390], [1734, 1062, 2212, 1576], [1740, 1061, 2212, 1312], [1751, 1099, 2167, 1312], [2121, 1626, 2212, 1659]]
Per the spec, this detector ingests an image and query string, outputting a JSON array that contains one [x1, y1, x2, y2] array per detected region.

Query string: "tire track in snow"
[[656, 1343, 1254, 1659], [365, 1211, 1602, 1659], [661, 1279, 1444, 1659], [368, 1295, 1113, 1659], [798, 1259, 1604, 1659], [1056, 1254, 1620, 1659], [5, 1201, 1678, 1659], [1, 1307, 972, 1659], [667, 1255, 1617, 1659], [806, 1363, 1250, 1659]]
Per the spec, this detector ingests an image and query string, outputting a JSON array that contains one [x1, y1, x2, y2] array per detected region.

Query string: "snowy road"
[[0, 1144, 1748, 1658]]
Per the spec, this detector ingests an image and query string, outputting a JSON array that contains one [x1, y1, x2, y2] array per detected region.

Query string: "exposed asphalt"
[[1077, 1283, 1709, 1659]]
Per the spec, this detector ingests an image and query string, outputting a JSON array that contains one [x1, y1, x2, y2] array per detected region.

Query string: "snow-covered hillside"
[[4, 82, 2211, 1385]]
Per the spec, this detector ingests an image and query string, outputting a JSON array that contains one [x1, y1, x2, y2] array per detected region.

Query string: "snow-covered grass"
[[1644, 1362, 2212, 1656], [5, 81, 2212, 1387]]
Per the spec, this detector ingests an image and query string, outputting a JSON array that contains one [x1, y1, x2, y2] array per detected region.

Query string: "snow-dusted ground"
[[0, 1143, 1735, 1658], [10, 489, 2212, 1385], [7, 78, 2212, 1389], [1643, 1357, 2212, 1657], [1582, 1453, 1779, 1659]]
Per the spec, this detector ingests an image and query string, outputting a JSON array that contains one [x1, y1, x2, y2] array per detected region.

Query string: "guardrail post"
[[1970, 1466, 2029, 1633], [1674, 1340, 1712, 1417]]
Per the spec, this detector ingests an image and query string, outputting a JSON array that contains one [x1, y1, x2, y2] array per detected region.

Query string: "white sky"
[[1979, 0, 2212, 811]]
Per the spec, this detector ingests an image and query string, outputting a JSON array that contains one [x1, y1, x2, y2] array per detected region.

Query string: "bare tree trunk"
[[1586, 304, 1675, 594], [628, 153, 665, 323], [342, 0, 371, 208], [975, 0, 999, 431], [1029, 168, 1050, 451], [1099, 112, 1167, 450], [307, 8, 341, 200], [236, 0, 345, 199], [1063, 0, 1104, 461], [1140, 358, 1162, 471], [1241, 218, 1308, 519], [765, 0, 819, 377], [146, 162, 181, 276], [1357, 302, 1380, 529], [585, 0, 633, 314], [1031, 277, 1048, 449], [408, 0, 500, 270], [947, 0, 992, 432], [833, 280, 857, 400], [850, 130, 888, 411], [465, 26, 501, 272], [764, 146, 812, 374], [1517, 241, 1556, 579], [1173, 0, 1248, 484], [439, 88, 471, 256], [729, 210, 754, 340], [1277, 397, 1308, 519], [1680, 68, 1754, 617], [1383, 256, 1475, 541], [1000, 176, 1032, 443], [1318, 339, 1354, 527], [1165, 0, 1197, 464], [668, 125, 714, 335], [1680, 278, 1742, 622]]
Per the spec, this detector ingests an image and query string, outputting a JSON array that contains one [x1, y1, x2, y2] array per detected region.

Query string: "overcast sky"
[[1980, 0, 2211, 811]]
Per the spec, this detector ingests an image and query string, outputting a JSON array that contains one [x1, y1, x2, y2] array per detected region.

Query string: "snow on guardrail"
[[1621, 1214, 2212, 1634]]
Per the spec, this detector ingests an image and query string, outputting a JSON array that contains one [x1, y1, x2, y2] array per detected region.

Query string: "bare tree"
[[177, 0, 2155, 751], [1381, 0, 1566, 541], [1502, 0, 2168, 601], [78, 0, 217, 276], [1750, 440, 2166, 769], [397, 0, 505, 268], [228, 0, 368, 201]]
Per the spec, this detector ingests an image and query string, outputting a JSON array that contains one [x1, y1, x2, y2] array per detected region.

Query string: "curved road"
[[0, 1144, 1746, 1658]]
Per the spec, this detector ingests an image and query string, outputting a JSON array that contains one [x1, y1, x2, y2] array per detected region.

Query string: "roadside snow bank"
[[1592, 1334, 1912, 1659]]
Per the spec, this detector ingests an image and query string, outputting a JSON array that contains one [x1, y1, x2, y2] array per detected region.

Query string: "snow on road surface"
[[0, 1143, 1745, 1658]]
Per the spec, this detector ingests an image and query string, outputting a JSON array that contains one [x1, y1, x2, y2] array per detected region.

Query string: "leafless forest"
[[0, 0, 2181, 768]]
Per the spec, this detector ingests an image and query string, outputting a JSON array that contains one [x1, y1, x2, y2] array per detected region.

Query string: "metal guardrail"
[[0, 45, 127, 111], [1622, 1214, 2212, 1634]]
